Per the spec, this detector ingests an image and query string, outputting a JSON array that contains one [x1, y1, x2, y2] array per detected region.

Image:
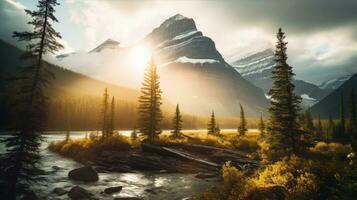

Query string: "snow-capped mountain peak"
[[89, 38, 120, 53]]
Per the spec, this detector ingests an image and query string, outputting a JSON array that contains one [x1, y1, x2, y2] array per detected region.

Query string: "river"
[[0, 132, 216, 200]]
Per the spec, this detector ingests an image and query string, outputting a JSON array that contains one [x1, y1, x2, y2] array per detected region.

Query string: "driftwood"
[[181, 143, 249, 158], [142, 143, 220, 171]]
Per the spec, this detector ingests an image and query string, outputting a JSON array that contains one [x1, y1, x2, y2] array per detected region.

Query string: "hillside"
[[56, 14, 269, 116], [0, 40, 139, 100], [229, 48, 332, 107], [311, 73, 357, 118]]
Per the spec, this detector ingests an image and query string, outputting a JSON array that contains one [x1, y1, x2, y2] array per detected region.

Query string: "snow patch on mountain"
[[176, 56, 219, 64], [162, 56, 219, 66], [301, 94, 316, 101], [319, 75, 351, 90], [172, 30, 198, 40]]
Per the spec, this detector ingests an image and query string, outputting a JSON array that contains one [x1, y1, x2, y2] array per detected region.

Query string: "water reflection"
[[0, 133, 214, 200]]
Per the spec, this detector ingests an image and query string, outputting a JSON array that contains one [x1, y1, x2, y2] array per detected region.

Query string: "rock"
[[104, 186, 122, 194], [113, 198, 143, 200], [52, 166, 61, 170], [144, 189, 157, 195], [68, 186, 90, 200], [68, 166, 99, 182], [53, 187, 67, 196], [249, 185, 286, 200], [85, 161, 95, 166], [21, 191, 39, 200], [195, 172, 217, 179]]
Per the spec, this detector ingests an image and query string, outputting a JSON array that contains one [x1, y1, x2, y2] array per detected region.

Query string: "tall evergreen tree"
[[108, 96, 115, 136], [65, 104, 71, 142], [207, 111, 217, 135], [258, 113, 266, 137], [0, 0, 63, 198], [303, 109, 315, 134], [349, 89, 356, 136], [328, 115, 336, 140], [215, 122, 221, 135], [138, 58, 163, 143], [316, 115, 323, 140], [171, 104, 183, 138], [100, 88, 109, 138], [267, 28, 302, 157], [238, 104, 247, 136], [131, 125, 137, 141], [339, 94, 346, 138]]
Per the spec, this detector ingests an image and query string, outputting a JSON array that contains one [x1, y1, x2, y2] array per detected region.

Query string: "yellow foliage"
[[309, 142, 352, 159], [194, 161, 255, 200], [48, 133, 132, 161]]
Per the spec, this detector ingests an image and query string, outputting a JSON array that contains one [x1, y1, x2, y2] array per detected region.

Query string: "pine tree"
[[138, 58, 163, 143], [339, 94, 346, 139], [108, 96, 115, 136], [131, 125, 137, 141], [0, 0, 63, 198], [171, 104, 183, 138], [316, 115, 323, 140], [100, 88, 109, 138], [215, 122, 221, 135], [238, 104, 247, 136], [267, 28, 302, 158], [259, 113, 266, 137], [207, 111, 217, 135], [328, 115, 335, 140], [303, 109, 315, 134], [349, 89, 356, 136], [65, 104, 71, 142]]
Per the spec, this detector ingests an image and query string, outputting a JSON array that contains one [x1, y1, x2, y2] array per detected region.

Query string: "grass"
[[158, 130, 260, 153], [48, 129, 261, 161], [48, 133, 134, 161]]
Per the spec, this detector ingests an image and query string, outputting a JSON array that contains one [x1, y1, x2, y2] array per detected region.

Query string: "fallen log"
[[141, 143, 220, 170], [181, 144, 250, 158]]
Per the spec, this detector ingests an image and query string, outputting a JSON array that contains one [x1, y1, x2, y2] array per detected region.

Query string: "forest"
[[0, 0, 357, 200]]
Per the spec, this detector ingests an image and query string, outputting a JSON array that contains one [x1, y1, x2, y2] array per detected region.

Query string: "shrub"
[[309, 142, 352, 160], [194, 162, 255, 200], [253, 155, 319, 200], [48, 133, 131, 161], [231, 136, 259, 153]]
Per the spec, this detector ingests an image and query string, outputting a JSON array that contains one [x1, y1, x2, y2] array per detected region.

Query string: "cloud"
[[2, 0, 357, 84]]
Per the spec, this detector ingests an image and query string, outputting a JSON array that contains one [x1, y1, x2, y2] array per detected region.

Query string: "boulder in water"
[[103, 186, 122, 194], [68, 166, 99, 182], [52, 187, 67, 196], [68, 186, 90, 199]]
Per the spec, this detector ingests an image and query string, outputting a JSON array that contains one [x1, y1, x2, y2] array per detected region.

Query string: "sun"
[[129, 44, 152, 72]]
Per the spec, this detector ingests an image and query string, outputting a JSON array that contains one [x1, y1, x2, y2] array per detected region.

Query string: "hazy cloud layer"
[[1, 0, 356, 84]]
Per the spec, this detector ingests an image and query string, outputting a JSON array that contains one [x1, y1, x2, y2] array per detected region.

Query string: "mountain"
[[145, 14, 269, 116], [311, 73, 357, 118], [228, 48, 332, 107], [55, 14, 269, 116], [319, 75, 351, 90], [89, 38, 120, 53], [0, 40, 139, 100]]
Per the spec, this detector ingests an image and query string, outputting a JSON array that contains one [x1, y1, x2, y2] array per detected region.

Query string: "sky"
[[1, 0, 357, 84]]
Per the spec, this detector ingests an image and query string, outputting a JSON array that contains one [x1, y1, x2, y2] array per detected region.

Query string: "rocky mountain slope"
[[55, 14, 269, 116], [319, 75, 351, 90], [228, 48, 332, 107], [311, 73, 357, 118]]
